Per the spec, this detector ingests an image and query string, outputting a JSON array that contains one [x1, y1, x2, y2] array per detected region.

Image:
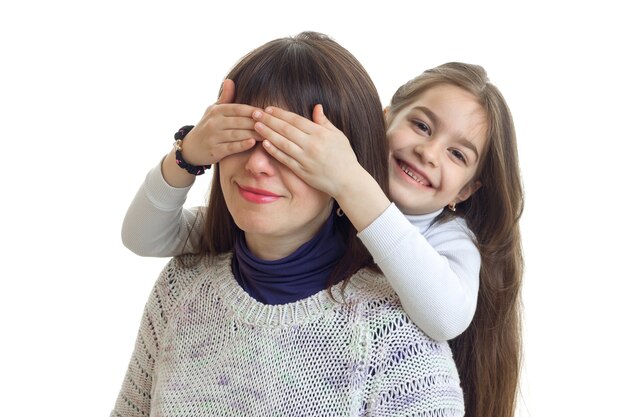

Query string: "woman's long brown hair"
[[387, 62, 524, 417], [199, 32, 389, 287]]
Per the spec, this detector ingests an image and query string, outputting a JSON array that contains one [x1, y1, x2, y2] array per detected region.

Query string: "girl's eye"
[[411, 120, 431, 135], [450, 149, 467, 163]]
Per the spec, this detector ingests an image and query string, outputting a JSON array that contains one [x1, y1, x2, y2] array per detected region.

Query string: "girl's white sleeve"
[[357, 204, 480, 341], [121, 160, 204, 257]]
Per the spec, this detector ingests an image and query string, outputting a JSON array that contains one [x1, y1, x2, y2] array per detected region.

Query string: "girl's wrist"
[[333, 162, 366, 197], [162, 149, 197, 188], [334, 166, 391, 232]]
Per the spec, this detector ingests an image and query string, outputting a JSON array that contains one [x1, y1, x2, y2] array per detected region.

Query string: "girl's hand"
[[179, 79, 262, 166], [253, 104, 362, 198]]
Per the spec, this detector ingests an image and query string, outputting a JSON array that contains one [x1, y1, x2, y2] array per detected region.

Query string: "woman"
[[111, 32, 464, 416]]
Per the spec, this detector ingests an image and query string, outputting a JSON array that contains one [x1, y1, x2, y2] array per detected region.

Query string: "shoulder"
[[347, 270, 463, 407], [155, 256, 203, 297], [422, 216, 476, 248], [347, 270, 428, 338], [344, 268, 399, 303], [425, 215, 473, 237], [150, 253, 230, 316], [347, 268, 458, 348]]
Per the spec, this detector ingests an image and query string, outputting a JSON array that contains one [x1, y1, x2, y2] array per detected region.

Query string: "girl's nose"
[[414, 140, 441, 168]]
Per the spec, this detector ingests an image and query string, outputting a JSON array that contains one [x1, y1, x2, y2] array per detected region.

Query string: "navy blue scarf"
[[232, 214, 346, 305]]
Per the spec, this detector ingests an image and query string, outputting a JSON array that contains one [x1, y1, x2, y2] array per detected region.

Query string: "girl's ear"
[[383, 107, 390, 128], [455, 180, 482, 203]]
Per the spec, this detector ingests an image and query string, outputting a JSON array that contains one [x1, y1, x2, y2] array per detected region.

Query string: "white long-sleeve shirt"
[[122, 162, 480, 341]]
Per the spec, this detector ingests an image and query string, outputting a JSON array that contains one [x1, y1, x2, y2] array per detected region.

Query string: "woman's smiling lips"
[[238, 184, 282, 203], [394, 158, 433, 188]]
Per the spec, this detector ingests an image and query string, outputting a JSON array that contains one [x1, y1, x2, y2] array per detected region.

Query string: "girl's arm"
[[255, 107, 478, 340], [358, 204, 479, 341], [121, 160, 203, 256], [121, 80, 262, 256]]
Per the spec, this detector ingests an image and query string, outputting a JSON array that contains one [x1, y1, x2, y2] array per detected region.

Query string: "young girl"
[[122, 62, 523, 417]]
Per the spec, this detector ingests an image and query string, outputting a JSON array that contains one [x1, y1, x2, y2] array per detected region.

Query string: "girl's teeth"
[[400, 163, 425, 184]]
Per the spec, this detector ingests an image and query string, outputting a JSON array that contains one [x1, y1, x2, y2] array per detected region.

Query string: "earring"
[[336, 207, 345, 217], [448, 203, 457, 212]]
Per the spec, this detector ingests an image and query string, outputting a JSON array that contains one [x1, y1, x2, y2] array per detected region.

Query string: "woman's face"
[[220, 142, 333, 260], [386, 84, 487, 215]]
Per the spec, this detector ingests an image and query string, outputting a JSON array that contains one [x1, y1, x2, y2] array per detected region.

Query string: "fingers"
[[254, 117, 305, 164], [217, 79, 236, 104], [219, 115, 258, 131], [198, 106, 261, 134], [226, 138, 256, 154], [312, 104, 326, 125], [257, 107, 317, 135], [222, 127, 264, 142], [262, 140, 301, 172], [203, 138, 257, 164], [252, 110, 311, 148], [312, 104, 340, 131], [215, 103, 260, 117]]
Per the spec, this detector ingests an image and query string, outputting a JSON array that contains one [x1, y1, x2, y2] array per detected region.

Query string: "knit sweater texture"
[[111, 254, 464, 416], [121, 162, 480, 340]]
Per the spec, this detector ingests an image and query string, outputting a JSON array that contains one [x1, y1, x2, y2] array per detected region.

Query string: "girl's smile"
[[395, 157, 434, 188]]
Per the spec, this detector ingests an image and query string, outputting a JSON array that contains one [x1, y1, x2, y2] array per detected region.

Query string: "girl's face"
[[386, 84, 487, 215], [220, 142, 333, 260]]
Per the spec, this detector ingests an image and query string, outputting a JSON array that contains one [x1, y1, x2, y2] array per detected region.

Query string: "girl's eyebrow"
[[411, 106, 440, 126], [457, 138, 479, 160]]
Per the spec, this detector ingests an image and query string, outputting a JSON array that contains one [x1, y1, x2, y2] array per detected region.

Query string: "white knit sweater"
[[111, 254, 464, 416]]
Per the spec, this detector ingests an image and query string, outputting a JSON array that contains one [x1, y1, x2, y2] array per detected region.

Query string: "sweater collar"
[[232, 214, 346, 305]]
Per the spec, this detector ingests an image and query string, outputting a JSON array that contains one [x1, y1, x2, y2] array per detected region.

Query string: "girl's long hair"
[[387, 62, 524, 417], [199, 32, 389, 287]]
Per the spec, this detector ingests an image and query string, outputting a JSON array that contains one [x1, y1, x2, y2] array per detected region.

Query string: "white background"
[[1, 1, 624, 415]]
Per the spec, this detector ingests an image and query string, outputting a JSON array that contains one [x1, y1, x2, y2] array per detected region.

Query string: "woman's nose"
[[244, 143, 277, 176]]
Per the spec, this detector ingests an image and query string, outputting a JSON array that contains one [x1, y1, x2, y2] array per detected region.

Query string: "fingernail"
[[265, 107, 273, 114], [253, 110, 262, 119]]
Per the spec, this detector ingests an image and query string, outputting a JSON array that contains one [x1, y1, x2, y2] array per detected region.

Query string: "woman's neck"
[[244, 232, 313, 261], [243, 206, 334, 260], [232, 213, 346, 305]]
